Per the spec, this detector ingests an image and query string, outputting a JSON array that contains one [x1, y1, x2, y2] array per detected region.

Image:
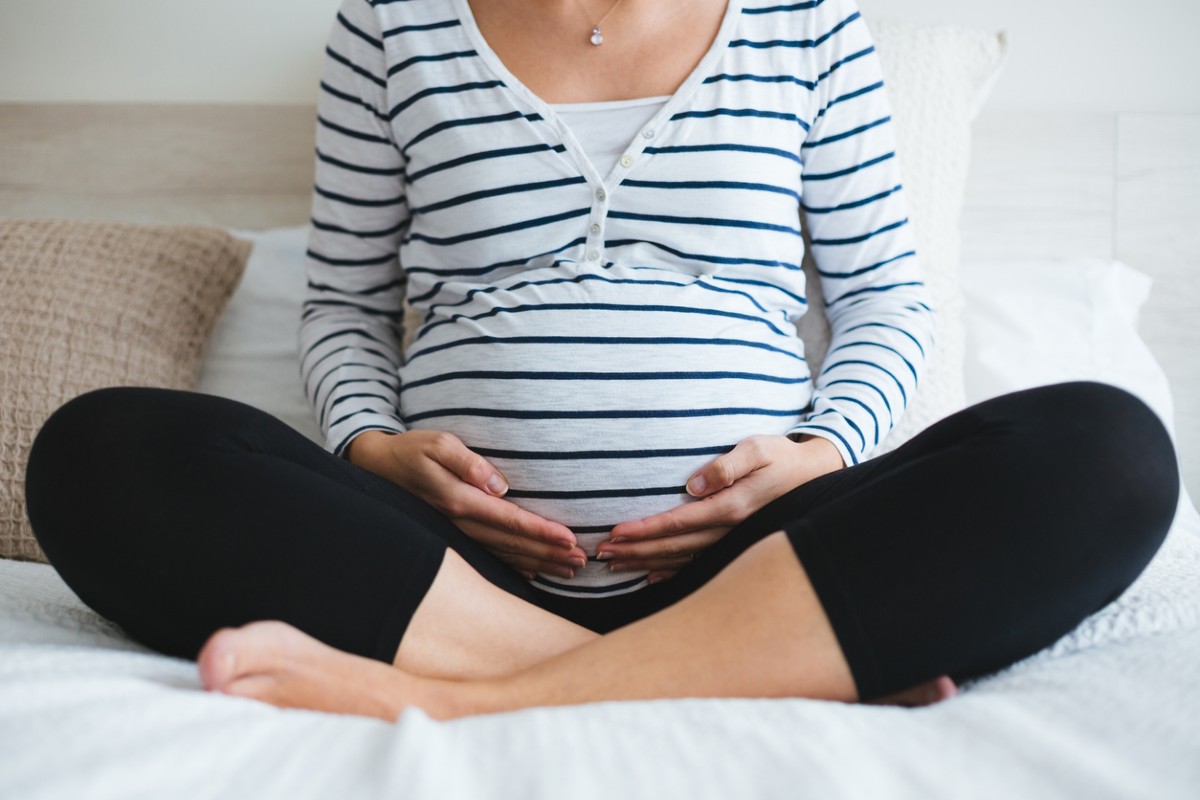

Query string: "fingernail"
[[522, 571, 536, 580], [687, 474, 707, 495], [569, 557, 586, 568], [486, 474, 508, 496], [559, 538, 576, 549], [558, 568, 575, 579], [595, 550, 613, 560], [610, 537, 627, 544], [647, 575, 663, 585], [608, 562, 625, 572]]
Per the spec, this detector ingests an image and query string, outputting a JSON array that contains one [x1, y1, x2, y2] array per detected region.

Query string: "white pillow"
[[196, 226, 322, 445], [958, 257, 1176, 440]]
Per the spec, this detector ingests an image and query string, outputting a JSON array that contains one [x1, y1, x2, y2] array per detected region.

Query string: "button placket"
[[587, 182, 608, 264], [585, 125, 659, 266]]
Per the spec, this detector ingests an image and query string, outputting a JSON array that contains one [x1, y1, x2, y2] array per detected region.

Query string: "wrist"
[[791, 433, 846, 473], [345, 429, 402, 468]]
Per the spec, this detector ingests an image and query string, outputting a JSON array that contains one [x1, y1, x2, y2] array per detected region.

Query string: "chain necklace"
[[570, 0, 628, 46]]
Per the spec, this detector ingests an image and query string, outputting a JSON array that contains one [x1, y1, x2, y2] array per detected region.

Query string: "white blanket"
[[0, 493, 1197, 799]]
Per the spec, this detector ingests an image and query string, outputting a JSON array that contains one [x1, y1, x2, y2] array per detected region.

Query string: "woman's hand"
[[346, 430, 588, 580], [600, 434, 845, 583]]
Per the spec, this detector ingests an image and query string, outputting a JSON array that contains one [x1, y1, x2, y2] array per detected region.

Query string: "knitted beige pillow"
[[0, 219, 251, 563], [795, 19, 1010, 460]]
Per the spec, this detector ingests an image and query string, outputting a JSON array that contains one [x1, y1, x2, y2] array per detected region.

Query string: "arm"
[[295, 2, 586, 576], [298, 0, 410, 460], [785, 0, 939, 468]]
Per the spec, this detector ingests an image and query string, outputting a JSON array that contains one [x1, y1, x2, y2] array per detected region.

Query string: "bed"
[[2, 15, 1199, 800]]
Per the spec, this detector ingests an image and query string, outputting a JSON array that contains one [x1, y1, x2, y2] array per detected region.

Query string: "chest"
[[465, 0, 730, 103], [383, 0, 818, 290]]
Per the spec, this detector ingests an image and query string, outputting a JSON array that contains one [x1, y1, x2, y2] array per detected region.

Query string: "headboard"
[[0, 103, 314, 229], [1, 103, 1196, 498]]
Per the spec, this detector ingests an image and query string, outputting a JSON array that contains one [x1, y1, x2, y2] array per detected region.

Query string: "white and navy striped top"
[[298, 0, 938, 597]]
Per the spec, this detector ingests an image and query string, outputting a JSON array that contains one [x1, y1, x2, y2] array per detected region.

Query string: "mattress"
[[1, 235, 1196, 799]]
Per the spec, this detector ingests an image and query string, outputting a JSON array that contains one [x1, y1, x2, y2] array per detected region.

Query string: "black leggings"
[[24, 381, 1180, 702]]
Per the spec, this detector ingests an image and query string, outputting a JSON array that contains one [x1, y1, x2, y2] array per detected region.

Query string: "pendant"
[[590, 26, 603, 46]]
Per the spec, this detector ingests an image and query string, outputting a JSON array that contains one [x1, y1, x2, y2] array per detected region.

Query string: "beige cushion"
[[0, 219, 251, 563], [796, 19, 1010, 460]]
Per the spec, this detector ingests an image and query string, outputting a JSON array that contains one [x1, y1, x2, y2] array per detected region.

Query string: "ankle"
[[410, 675, 507, 721]]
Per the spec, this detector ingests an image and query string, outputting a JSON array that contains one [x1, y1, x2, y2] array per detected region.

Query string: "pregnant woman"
[[25, 0, 1180, 721]]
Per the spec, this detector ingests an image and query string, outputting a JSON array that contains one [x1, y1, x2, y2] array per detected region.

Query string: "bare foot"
[[196, 620, 958, 721], [196, 620, 472, 721], [866, 675, 959, 708]]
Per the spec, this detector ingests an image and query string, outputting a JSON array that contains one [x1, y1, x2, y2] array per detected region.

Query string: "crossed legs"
[[197, 528, 951, 721], [27, 382, 1178, 722]]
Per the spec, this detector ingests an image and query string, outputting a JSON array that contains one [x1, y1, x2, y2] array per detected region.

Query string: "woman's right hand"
[[345, 429, 587, 580]]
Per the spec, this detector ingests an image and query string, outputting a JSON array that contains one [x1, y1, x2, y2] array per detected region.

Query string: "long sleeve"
[[786, 0, 938, 468], [297, 0, 410, 459]]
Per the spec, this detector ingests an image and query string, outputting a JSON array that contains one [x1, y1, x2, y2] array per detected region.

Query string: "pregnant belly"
[[398, 267, 812, 597]]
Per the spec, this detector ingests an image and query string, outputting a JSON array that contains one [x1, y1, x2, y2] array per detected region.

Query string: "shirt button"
[[586, 249, 599, 261], [620, 155, 634, 168], [641, 128, 655, 139], [595, 188, 606, 201], [589, 223, 601, 234]]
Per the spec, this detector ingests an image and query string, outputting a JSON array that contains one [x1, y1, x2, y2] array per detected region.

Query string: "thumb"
[[686, 441, 759, 497]]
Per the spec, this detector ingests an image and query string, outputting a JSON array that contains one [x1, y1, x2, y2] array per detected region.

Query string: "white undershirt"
[[547, 94, 671, 178]]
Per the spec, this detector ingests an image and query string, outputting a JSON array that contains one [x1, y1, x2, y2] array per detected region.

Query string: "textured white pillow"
[[798, 18, 1010, 460]]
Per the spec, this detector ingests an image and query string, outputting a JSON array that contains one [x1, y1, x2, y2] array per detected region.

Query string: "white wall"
[[0, 0, 1197, 112]]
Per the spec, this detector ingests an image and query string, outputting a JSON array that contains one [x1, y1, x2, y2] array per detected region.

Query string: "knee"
[[29, 387, 132, 478], [1046, 380, 1177, 493], [1031, 380, 1181, 551], [28, 386, 160, 477], [26, 387, 187, 547], [26, 388, 133, 555]]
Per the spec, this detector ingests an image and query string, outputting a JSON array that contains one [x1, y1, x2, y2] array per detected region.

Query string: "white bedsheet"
[[3, 247, 1198, 799], [1, 495, 1196, 799]]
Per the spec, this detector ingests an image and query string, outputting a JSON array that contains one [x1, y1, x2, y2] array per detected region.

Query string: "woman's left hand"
[[598, 434, 845, 583]]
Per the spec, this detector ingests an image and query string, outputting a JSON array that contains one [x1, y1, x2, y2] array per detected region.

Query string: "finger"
[[607, 555, 696, 572], [645, 570, 680, 584], [598, 529, 724, 561], [610, 492, 742, 541], [429, 433, 511, 498], [685, 436, 768, 498], [455, 490, 578, 548], [454, 518, 586, 567], [502, 552, 584, 579]]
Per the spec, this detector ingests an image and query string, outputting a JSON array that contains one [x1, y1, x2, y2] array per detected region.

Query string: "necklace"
[[571, 0, 628, 46]]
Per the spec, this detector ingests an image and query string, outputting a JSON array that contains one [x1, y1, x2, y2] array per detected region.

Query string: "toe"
[[197, 627, 244, 691], [198, 620, 333, 692], [222, 674, 280, 704], [866, 674, 958, 707], [934, 675, 958, 701]]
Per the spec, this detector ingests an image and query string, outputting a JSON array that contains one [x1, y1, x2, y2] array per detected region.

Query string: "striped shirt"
[[298, 0, 938, 598]]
